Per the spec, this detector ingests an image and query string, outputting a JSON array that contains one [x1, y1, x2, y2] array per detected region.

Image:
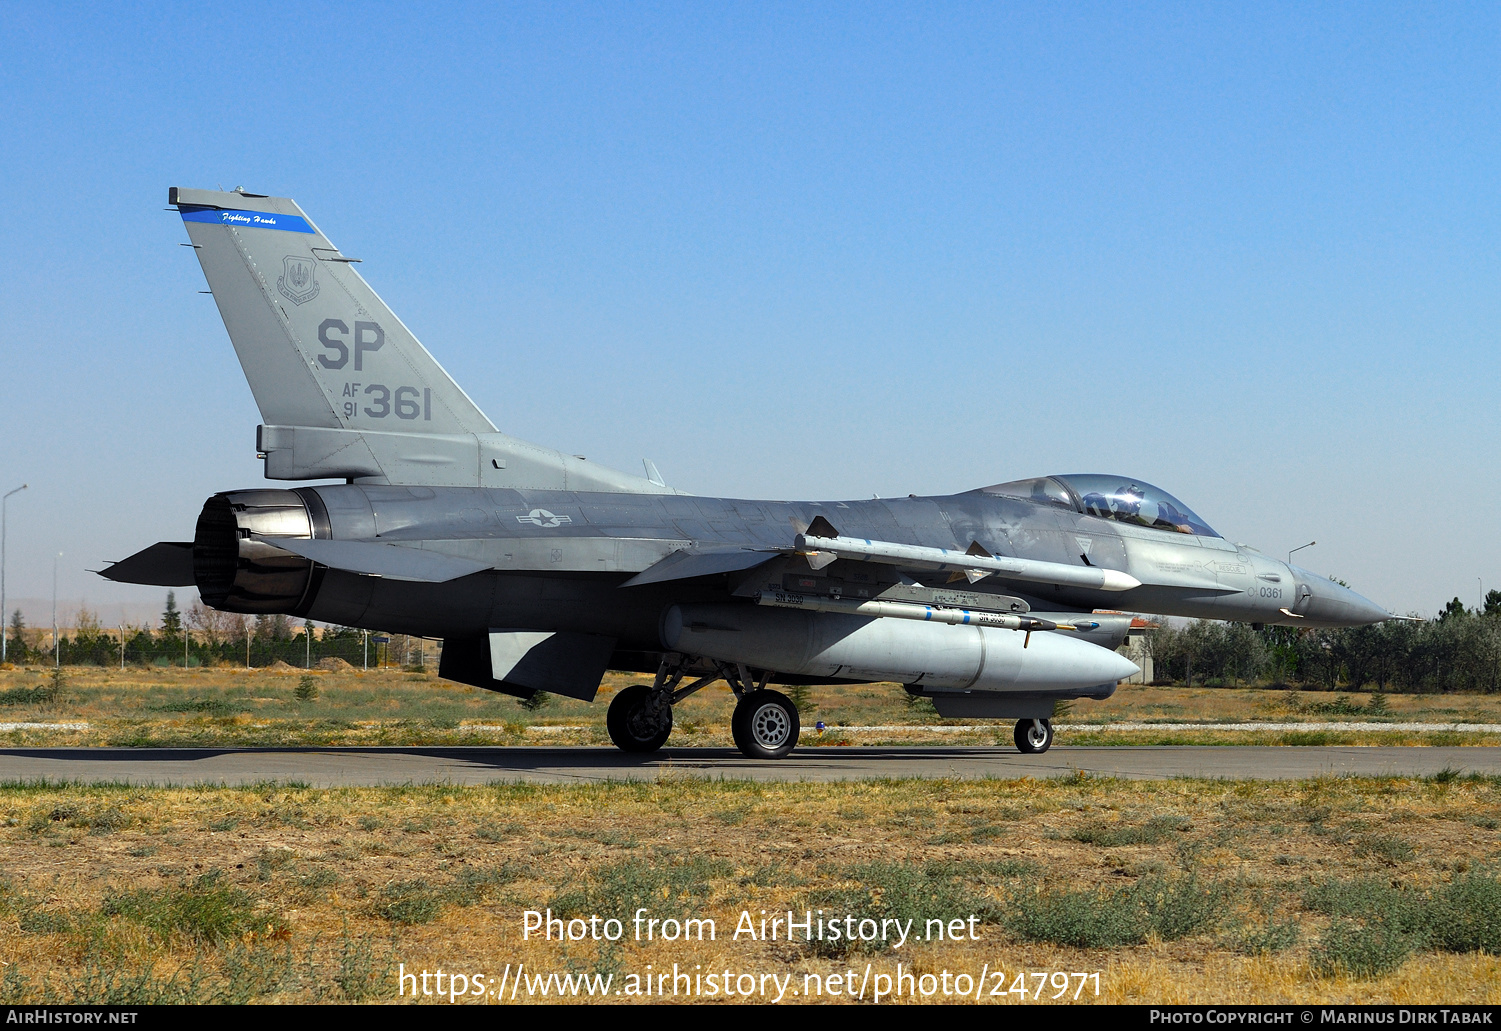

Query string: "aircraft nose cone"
[[1291, 569, 1390, 627]]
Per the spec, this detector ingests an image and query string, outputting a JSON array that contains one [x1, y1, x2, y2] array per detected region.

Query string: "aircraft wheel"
[[731, 690, 800, 759], [606, 685, 672, 753], [1014, 718, 1053, 754]]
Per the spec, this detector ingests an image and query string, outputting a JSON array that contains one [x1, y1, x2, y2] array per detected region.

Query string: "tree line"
[[1149, 591, 1501, 693], [3, 592, 430, 670], [14, 587, 1501, 693]]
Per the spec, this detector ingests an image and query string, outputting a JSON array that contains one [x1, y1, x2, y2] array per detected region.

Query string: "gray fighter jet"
[[102, 187, 1393, 758]]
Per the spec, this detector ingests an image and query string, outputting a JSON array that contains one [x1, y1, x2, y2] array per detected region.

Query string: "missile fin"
[[805, 515, 840, 540]]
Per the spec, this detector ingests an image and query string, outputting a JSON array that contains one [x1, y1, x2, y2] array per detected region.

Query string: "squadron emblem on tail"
[[277, 254, 319, 305]]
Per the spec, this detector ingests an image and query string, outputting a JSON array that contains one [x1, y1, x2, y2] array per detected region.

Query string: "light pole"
[[52, 551, 62, 668], [1, 484, 27, 664], [1288, 541, 1316, 565]]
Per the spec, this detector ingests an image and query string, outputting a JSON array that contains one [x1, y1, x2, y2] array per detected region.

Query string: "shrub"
[[1302, 878, 1425, 934], [786, 683, 816, 715], [1008, 884, 1151, 947], [0, 684, 59, 706], [295, 676, 319, 702], [1425, 874, 1501, 954], [333, 934, 395, 1001], [1227, 918, 1300, 955], [1008, 875, 1223, 947], [151, 698, 238, 716], [1138, 876, 1226, 941], [1312, 918, 1413, 978]]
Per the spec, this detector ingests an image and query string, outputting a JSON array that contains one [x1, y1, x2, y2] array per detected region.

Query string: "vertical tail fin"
[[172, 187, 493, 437], [171, 187, 668, 493]]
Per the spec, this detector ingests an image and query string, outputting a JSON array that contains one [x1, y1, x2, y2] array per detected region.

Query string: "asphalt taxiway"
[[0, 745, 1496, 786]]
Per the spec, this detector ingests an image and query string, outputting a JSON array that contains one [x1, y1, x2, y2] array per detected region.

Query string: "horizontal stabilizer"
[[267, 538, 489, 582], [97, 542, 195, 586], [621, 547, 778, 587]]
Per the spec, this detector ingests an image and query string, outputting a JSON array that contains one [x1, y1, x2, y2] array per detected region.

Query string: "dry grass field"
[[0, 774, 1498, 1004], [1, 664, 1500, 748], [2, 664, 1498, 1004]]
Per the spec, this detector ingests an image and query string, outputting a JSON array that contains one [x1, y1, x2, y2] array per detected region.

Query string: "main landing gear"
[[1014, 718, 1054, 754], [605, 656, 801, 760], [605, 684, 673, 752]]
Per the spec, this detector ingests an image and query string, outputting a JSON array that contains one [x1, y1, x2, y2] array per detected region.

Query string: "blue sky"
[[0, 2, 1497, 622]]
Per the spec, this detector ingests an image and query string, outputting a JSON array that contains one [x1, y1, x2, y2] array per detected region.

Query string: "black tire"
[[606, 684, 673, 753], [731, 690, 800, 759], [1014, 718, 1053, 754]]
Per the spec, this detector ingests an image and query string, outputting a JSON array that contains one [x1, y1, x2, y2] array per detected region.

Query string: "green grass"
[[548, 855, 733, 920], [375, 864, 525, 924], [1352, 834, 1416, 864], [101, 871, 274, 944], [373, 880, 446, 925], [1070, 814, 1191, 847], [804, 861, 1004, 958]]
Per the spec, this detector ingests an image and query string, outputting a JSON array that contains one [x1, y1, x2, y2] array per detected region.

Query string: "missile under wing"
[[101, 188, 1393, 759]]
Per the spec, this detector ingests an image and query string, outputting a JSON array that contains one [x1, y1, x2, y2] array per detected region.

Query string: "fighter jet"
[[102, 187, 1393, 759]]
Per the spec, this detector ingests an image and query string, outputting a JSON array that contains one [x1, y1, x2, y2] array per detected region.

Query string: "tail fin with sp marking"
[[170, 187, 667, 493]]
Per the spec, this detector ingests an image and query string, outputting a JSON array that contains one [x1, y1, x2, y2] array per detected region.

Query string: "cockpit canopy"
[[981, 474, 1221, 538]]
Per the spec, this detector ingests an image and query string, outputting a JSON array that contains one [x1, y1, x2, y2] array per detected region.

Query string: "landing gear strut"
[[605, 655, 732, 755], [1014, 718, 1053, 754], [603, 656, 801, 760]]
